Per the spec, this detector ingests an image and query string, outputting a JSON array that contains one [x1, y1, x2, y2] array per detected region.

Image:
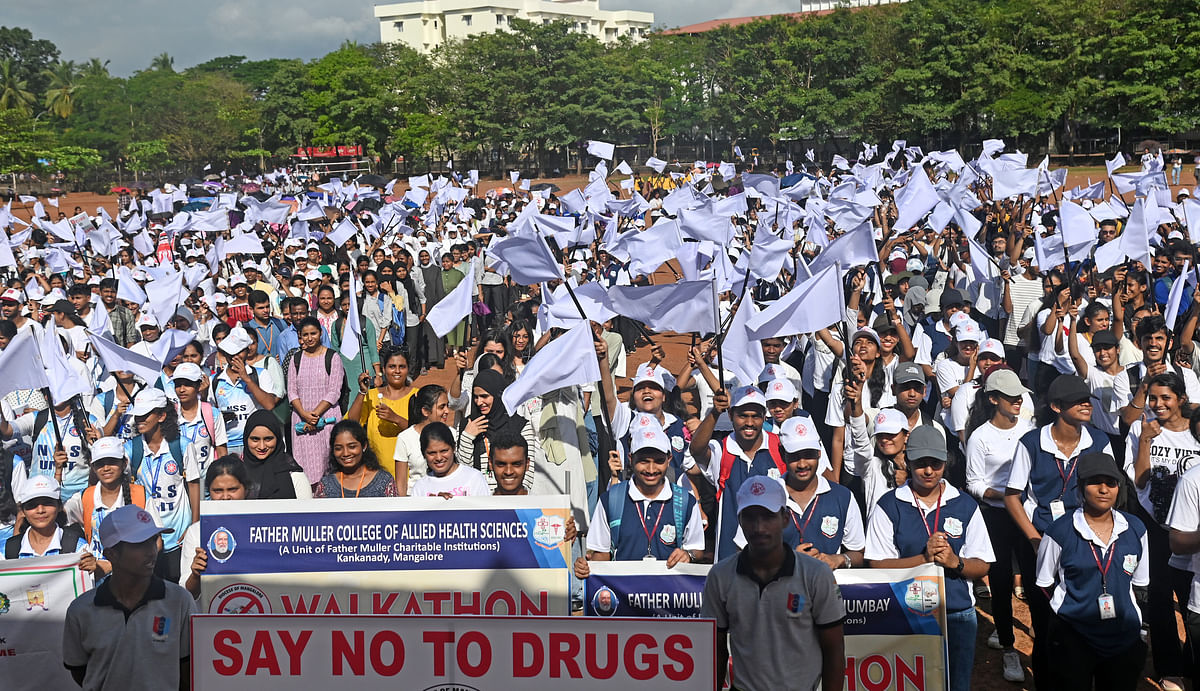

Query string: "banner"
[[200, 497, 572, 616], [0, 554, 94, 691], [192, 614, 715, 690], [584, 562, 708, 618], [584, 561, 946, 691]]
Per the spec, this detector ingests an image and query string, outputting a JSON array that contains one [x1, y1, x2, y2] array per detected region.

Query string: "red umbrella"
[[111, 186, 133, 194]]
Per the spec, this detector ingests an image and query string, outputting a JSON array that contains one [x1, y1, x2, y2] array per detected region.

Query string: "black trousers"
[[1015, 535, 1052, 688], [1046, 615, 1147, 691], [981, 504, 1020, 648], [481, 282, 508, 331], [1134, 504, 1190, 679]]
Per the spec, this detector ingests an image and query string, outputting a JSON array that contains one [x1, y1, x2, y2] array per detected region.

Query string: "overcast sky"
[[7, 0, 793, 75]]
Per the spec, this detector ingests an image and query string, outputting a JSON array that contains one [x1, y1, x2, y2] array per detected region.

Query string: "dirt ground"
[[15, 169, 1194, 690]]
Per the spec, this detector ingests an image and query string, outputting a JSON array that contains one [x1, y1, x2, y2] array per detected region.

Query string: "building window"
[[434, 20, 438, 28], [393, 20, 403, 31], [543, 18, 550, 24], [496, 13, 504, 24], [463, 14, 472, 26], [605, 28, 616, 38]]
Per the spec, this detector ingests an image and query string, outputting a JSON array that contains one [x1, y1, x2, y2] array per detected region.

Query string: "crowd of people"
[[0, 142, 1196, 690]]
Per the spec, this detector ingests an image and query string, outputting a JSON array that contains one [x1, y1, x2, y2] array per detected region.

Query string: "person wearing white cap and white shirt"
[[577, 421, 704, 576], [172, 362, 227, 477], [763, 377, 804, 434], [610, 360, 694, 484], [690, 385, 788, 560], [947, 338, 1033, 442], [3, 475, 94, 569], [212, 325, 284, 456], [734, 417, 862, 568], [63, 504, 195, 691], [124, 387, 201, 584], [0, 287, 44, 340], [702, 475, 846, 691], [824, 327, 898, 486], [846, 407, 913, 513], [934, 318, 982, 429]]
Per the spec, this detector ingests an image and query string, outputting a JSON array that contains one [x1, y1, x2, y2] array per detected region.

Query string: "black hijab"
[[468, 369, 524, 469], [241, 410, 304, 499]]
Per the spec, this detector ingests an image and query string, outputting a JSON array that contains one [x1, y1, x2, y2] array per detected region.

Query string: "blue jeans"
[[946, 608, 978, 691]]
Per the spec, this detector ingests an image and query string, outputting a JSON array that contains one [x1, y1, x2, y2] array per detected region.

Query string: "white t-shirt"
[[1167, 466, 1200, 613], [1083, 367, 1130, 436], [1125, 420, 1200, 528], [965, 419, 1034, 508], [410, 464, 491, 497]]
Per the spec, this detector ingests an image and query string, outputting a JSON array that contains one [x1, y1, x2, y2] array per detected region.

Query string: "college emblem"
[[151, 616, 170, 642], [660, 524, 676, 545], [533, 513, 566, 548], [671, 436, 685, 452], [0, 591, 9, 614], [903, 579, 940, 615], [942, 517, 963, 538], [164, 460, 178, 475], [749, 480, 767, 496], [25, 585, 47, 611], [766, 467, 781, 480], [1123, 554, 1138, 575], [820, 515, 839, 538]]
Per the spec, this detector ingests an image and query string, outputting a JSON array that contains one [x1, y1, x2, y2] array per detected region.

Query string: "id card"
[[1098, 593, 1116, 620], [642, 555, 657, 562], [1050, 500, 1066, 521]]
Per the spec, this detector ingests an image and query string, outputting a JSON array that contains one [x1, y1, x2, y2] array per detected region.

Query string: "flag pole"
[[41, 388, 63, 450], [561, 279, 617, 449]]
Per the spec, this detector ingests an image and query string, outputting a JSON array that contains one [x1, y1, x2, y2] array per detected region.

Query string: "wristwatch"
[[841, 553, 852, 569], [949, 558, 965, 578]]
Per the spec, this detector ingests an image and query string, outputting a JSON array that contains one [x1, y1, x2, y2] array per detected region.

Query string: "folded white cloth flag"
[[222, 233, 264, 257], [502, 321, 600, 414], [991, 168, 1039, 199], [623, 220, 683, 278], [116, 267, 147, 305], [749, 226, 793, 281], [614, 160, 633, 176], [587, 140, 615, 160], [1093, 238, 1126, 273], [0, 329, 49, 400], [746, 264, 843, 339], [1106, 152, 1127, 176], [327, 218, 357, 247], [722, 299, 765, 387], [645, 157, 668, 174], [1059, 200, 1098, 253], [149, 328, 193, 365], [490, 234, 562, 286], [1119, 196, 1155, 268], [606, 281, 716, 335], [1033, 229, 1066, 269], [1166, 261, 1192, 327], [86, 330, 161, 383], [893, 168, 940, 231], [808, 222, 877, 276], [42, 324, 91, 405], [339, 269, 363, 360], [145, 270, 185, 329], [426, 265, 475, 337]]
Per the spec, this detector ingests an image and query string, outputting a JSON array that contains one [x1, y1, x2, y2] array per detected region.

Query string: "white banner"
[[192, 614, 715, 689], [0, 553, 94, 691]]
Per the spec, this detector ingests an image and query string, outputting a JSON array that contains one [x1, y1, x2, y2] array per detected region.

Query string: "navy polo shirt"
[[1036, 509, 1149, 655]]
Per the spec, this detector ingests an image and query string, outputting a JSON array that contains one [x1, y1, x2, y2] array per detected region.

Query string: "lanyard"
[[1089, 542, 1117, 593], [1055, 456, 1079, 499], [636, 501, 668, 554], [143, 446, 166, 496], [789, 494, 821, 542], [916, 484, 944, 538]]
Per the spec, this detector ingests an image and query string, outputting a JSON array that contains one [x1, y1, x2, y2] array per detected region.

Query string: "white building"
[[375, 0, 654, 54]]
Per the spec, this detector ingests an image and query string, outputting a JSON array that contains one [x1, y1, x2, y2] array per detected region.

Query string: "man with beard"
[[1121, 314, 1200, 427]]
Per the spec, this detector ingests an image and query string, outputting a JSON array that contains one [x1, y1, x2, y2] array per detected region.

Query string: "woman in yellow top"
[[346, 347, 416, 480]]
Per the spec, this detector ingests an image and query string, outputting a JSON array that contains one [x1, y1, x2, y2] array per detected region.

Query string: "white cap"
[[778, 416, 822, 453], [736, 476, 786, 515], [764, 378, 798, 403], [219, 326, 254, 355], [230, 273, 248, 286], [731, 385, 767, 410], [135, 312, 159, 330], [305, 270, 322, 281], [979, 338, 1004, 358], [632, 362, 675, 391], [213, 292, 229, 304], [852, 327, 881, 347], [0, 288, 23, 303], [906, 258, 924, 272], [629, 416, 672, 455], [954, 320, 982, 342], [948, 311, 971, 329], [241, 260, 258, 269], [872, 408, 909, 436], [16, 475, 60, 504], [92, 436, 126, 463], [172, 362, 205, 382], [129, 388, 169, 417]]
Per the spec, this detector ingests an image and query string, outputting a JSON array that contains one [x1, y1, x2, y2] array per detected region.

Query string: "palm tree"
[[150, 53, 174, 72], [43, 60, 79, 118], [81, 58, 110, 79], [0, 59, 35, 114]]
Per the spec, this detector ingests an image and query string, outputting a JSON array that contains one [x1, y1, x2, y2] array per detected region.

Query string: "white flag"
[[645, 157, 668, 174], [426, 267, 475, 337], [501, 321, 601, 414], [0, 329, 49, 399], [326, 217, 357, 247], [86, 330, 161, 383], [587, 140, 615, 161], [746, 264, 843, 339], [41, 324, 90, 405], [339, 269, 363, 361], [1165, 262, 1192, 328]]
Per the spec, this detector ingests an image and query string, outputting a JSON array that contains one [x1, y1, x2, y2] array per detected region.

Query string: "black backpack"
[[5, 524, 85, 559]]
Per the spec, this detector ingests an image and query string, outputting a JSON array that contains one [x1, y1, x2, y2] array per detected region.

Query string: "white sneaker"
[[986, 630, 1002, 650], [1002, 650, 1025, 683]]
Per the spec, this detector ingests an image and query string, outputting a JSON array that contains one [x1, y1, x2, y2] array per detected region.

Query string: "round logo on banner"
[[210, 583, 271, 614], [207, 527, 237, 563], [902, 578, 940, 616]]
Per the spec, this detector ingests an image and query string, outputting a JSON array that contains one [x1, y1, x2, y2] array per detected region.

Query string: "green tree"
[[0, 27, 59, 94], [124, 139, 171, 177], [149, 52, 174, 72], [43, 60, 79, 118], [0, 58, 35, 114]]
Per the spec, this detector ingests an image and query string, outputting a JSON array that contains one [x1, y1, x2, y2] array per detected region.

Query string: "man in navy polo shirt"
[[575, 423, 705, 576], [691, 385, 787, 560]]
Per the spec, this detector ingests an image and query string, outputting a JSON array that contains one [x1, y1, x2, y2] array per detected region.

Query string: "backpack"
[[80, 483, 148, 542], [604, 480, 687, 557], [5, 524, 85, 559], [291, 348, 337, 378], [716, 433, 785, 499], [128, 436, 184, 477]]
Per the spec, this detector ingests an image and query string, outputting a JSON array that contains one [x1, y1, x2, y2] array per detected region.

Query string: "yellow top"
[[357, 387, 417, 477]]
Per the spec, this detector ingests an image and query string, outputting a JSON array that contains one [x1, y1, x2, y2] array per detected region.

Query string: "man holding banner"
[[702, 476, 845, 691]]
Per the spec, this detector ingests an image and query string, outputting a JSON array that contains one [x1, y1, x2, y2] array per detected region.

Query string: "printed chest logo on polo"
[[821, 515, 839, 538], [660, 524, 676, 545], [1123, 554, 1138, 575], [942, 516, 963, 539], [787, 592, 806, 614], [151, 616, 171, 642]]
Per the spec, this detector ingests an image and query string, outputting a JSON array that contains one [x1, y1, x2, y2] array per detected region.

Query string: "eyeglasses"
[[910, 459, 946, 470]]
